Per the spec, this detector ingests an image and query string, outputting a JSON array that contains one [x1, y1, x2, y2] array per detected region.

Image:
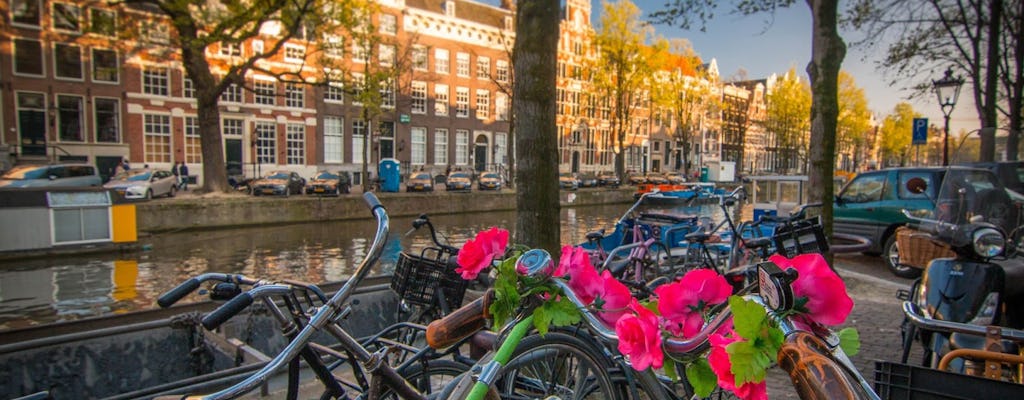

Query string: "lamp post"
[[932, 67, 964, 166]]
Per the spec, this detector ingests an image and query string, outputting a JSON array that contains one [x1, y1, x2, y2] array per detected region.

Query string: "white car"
[[104, 169, 178, 200]]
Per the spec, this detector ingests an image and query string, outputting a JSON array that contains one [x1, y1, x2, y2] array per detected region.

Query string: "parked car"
[[305, 171, 347, 196], [406, 172, 434, 192], [0, 163, 102, 188], [834, 166, 1016, 278], [446, 172, 472, 191], [645, 172, 669, 185], [578, 173, 598, 188], [627, 172, 646, 185], [477, 172, 502, 191], [597, 172, 621, 187], [962, 161, 1024, 194], [559, 172, 579, 191], [251, 171, 305, 197], [666, 172, 687, 184], [104, 169, 178, 199]]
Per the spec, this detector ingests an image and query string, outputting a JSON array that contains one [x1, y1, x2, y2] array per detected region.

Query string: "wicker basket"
[[896, 226, 955, 269]]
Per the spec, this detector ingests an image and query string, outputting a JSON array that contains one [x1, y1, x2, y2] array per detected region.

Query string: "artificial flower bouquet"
[[456, 227, 861, 400]]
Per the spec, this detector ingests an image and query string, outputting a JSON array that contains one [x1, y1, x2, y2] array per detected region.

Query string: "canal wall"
[[136, 188, 636, 233]]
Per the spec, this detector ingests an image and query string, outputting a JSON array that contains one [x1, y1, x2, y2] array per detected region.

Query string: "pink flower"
[[768, 253, 853, 326], [615, 299, 664, 370], [456, 227, 509, 280], [554, 245, 589, 278], [656, 269, 732, 338], [565, 261, 631, 325], [567, 258, 604, 304], [708, 332, 768, 400]]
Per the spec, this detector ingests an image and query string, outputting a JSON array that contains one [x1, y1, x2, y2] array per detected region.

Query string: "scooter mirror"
[[906, 177, 928, 194]]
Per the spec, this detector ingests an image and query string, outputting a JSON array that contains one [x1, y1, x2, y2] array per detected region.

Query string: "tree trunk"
[[181, 38, 229, 193], [805, 0, 846, 264], [513, 0, 560, 255], [980, 0, 1002, 161], [1007, 0, 1024, 161]]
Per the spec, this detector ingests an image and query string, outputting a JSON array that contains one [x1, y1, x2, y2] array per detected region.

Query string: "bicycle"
[[430, 248, 881, 400], [155, 193, 469, 400]]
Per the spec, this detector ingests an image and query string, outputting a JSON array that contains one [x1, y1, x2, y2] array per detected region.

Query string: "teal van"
[[0, 163, 103, 188]]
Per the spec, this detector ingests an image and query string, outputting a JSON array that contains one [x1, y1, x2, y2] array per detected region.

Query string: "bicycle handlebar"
[[200, 284, 300, 330], [157, 273, 261, 308], [903, 301, 1024, 342]]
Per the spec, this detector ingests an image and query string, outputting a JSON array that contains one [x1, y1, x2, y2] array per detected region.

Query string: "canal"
[[0, 202, 736, 330]]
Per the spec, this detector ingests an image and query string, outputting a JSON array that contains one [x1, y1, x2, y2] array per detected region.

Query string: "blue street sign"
[[912, 118, 928, 145]]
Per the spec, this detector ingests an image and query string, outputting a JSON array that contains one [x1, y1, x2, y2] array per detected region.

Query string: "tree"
[[591, 0, 658, 179], [120, 0, 363, 193], [513, 0, 561, 254], [837, 71, 873, 170], [846, 0, 1018, 161], [878, 102, 921, 165], [764, 69, 812, 173], [651, 0, 846, 250], [649, 39, 718, 176]]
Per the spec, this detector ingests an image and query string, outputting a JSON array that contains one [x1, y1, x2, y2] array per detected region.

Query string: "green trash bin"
[[700, 167, 709, 182]]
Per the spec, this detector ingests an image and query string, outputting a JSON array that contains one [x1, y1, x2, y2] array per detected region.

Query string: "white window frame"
[[286, 124, 305, 165], [284, 44, 305, 63], [412, 45, 427, 71], [88, 8, 117, 37], [54, 42, 84, 81], [495, 92, 509, 121], [56, 94, 84, 142], [455, 130, 469, 165], [255, 121, 277, 164], [94, 97, 120, 143], [496, 60, 509, 83], [495, 132, 507, 165], [434, 129, 448, 165], [379, 44, 396, 67], [11, 0, 43, 28], [434, 84, 449, 116], [91, 48, 118, 83], [51, 2, 81, 33], [435, 49, 449, 74], [476, 56, 490, 80], [219, 42, 241, 57], [352, 42, 368, 63], [183, 78, 195, 98], [220, 83, 242, 103], [13, 38, 45, 77], [411, 127, 427, 165], [381, 80, 394, 109], [456, 52, 470, 77], [184, 116, 201, 164], [455, 87, 469, 118], [324, 82, 344, 103], [254, 79, 276, 106], [285, 83, 305, 108], [475, 89, 489, 120], [379, 14, 397, 35], [411, 81, 427, 114], [142, 66, 169, 96], [143, 113, 172, 164], [324, 116, 344, 163], [352, 119, 366, 164]]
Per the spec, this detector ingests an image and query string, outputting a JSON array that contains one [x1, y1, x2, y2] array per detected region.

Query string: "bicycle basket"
[[771, 216, 829, 258], [390, 247, 467, 310], [873, 361, 1024, 399]]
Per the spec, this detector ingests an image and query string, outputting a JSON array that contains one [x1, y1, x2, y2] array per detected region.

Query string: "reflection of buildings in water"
[[0, 268, 56, 328], [53, 261, 114, 318]]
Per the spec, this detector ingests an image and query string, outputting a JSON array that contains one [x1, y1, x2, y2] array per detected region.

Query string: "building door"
[[379, 121, 395, 160], [225, 138, 242, 172], [17, 93, 47, 156], [572, 151, 580, 173], [474, 135, 488, 172]]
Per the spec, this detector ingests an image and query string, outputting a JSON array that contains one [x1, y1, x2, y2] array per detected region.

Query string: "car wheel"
[[884, 233, 921, 279], [284, 187, 290, 197], [145, 189, 153, 200], [168, 186, 177, 198]]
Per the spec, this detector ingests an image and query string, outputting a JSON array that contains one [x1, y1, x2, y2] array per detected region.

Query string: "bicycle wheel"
[[378, 359, 470, 399], [446, 331, 626, 400]]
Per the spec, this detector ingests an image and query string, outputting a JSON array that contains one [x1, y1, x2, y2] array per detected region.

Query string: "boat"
[[636, 182, 723, 205], [0, 276, 399, 400]]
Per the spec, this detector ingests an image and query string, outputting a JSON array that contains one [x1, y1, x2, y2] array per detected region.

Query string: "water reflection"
[[0, 203, 733, 329]]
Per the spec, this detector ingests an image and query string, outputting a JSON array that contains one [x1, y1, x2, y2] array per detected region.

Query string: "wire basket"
[[874, 361, 1024, 399], [390, 247, 467, 310], [896, 227, 955, 269], [771, 216, 829, 258]]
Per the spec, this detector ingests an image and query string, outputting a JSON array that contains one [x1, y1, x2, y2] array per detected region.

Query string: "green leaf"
[[838, 328, 861, 356], [663, 357, 678, 382], [685, 358, 717, 398], [729, 296, 766, 340], [533, 306, 551, 336], [727, 340, 772, 385], [532, 297, 581, 335]]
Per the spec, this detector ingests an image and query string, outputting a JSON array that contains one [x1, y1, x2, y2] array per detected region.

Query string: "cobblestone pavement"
[[763, 255, 913, 399]]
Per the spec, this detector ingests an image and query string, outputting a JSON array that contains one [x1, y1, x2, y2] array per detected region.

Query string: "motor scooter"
[[898, 168, 1024, 376]]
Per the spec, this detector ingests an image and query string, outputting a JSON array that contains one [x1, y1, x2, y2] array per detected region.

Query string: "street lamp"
[[932, 67, 964, 166]]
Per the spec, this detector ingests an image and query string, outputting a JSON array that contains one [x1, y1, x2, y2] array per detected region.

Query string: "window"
[[50, 192, 111, 244], [285, 83, 304, 108], [252, 40, 264, 55], [286, 124, 305, 165], [410, 81, 427, 114], [254, 80, 276, 105], [456, 52, 470, 77], [496, 60, 509, 82], [380, 80, 394, 109], [839, 173, 886, 203], [89, 8, 116, 36], [898, 171, 934, 199], [435, 49, 449, 74], [143, 114, 171, 163], [54, 43, 83, 79], [324, 116, 344, 163], [145, 21, 170, 44], [13, 38, 43, 76], [255, 122, 276, 164], [94, 98, 119, 143], [91, 48, 118, 83], [183, 78, 195, 98], [379, 14, 397, 34], [495, 92, 508, 121], [220, 83, 242, 103], [324, 83, 344, 103], [57, 95, 84, 142], [455, 130, 469, 165], [379, 44, 395, 67], [184, 117, 201, 164], [353, 42, 368, 63], [351, 74, 364, 106], [12, 0, 41, 27], [352, 119, 366, 164], [434, 129, 448, 165], [219, 42, 241, 57], [412, 46, 427, 71], [223, 118, 244, 137], [476, 56, 490, 79], [142, 67, 169, 96], [52, 3, 81, 32], [455, 87, 469, 118], [475, 90, 489, 119], [434, 84, 449, 116], [411, 127, 426, 165], [495, 132, 507, 165], [323, 35, 343, 58], [284, 44, 305, 63]]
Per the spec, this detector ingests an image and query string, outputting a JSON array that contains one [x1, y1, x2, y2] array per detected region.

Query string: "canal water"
[[0, 202, 736, 330]]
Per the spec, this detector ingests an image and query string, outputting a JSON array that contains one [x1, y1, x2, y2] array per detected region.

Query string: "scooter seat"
[[948, 332, 1019, 355], [1000, 256, 1024, 298]]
